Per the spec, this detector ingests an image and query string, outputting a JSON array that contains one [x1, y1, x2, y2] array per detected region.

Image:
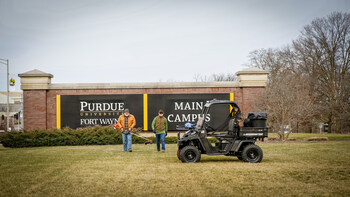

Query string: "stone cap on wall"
[[18, 69, 53, 78], [18, 69, 53, 90], [49, 81, 240, 89], [18, 67, 269, 90], [236, 67, 269, 87]]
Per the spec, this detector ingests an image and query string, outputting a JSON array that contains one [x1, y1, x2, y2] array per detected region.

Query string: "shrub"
[[0, 126, 159, 148], [0, 126, 220, 148]]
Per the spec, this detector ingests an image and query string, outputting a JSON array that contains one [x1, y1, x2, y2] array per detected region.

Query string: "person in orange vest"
[[117, 109, 136, 152]]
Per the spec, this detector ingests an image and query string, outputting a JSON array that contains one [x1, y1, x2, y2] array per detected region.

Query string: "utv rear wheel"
[[179, 146, 201, 163], [241, 144, 263, 163]]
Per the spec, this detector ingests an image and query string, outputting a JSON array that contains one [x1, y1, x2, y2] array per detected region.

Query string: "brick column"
[[22, 90, 47, 130], [18, 70, 53, 130], [236, 67, 269, 116]]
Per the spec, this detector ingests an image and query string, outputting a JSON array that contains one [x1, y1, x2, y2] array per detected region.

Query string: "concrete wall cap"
[[48, 81, 242, 89], [236, 67, 269, 75], [18, 69, 53, 78]]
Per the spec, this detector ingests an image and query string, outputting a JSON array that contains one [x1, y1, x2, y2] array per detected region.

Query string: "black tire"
[[179, 145, 201, 163], [237, 154, 243, 161], [241, 144, 263, 163]]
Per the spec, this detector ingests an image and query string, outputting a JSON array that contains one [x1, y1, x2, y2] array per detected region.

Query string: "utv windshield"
[[197, 101, 241, 131], [205, 103, 232, 131]]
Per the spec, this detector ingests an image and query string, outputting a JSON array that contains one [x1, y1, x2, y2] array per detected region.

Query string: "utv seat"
[[213, 119, 236, 138]]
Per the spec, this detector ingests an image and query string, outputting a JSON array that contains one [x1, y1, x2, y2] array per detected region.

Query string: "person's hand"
[[165, 132, 168, 136], [121, 128, 124, 132], [129, 127, 132, 131], [153, 129, 156, 134]]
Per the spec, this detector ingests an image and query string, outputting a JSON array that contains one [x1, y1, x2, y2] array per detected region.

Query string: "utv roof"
[[205, 100, 240, 108], [207, 100, 237, 104]]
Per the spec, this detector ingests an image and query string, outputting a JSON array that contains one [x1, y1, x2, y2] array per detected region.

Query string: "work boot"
[[128, 150, 132, 152], [161, 150, 165, 153]]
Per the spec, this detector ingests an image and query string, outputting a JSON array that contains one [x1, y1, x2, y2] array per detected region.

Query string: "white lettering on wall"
[[167, 114, 210, 123], [80, 118, 118, 126], [96, 103, 102, 111], [80, 118, 99, 125], [170, 101, 208, 124], [80, 101, 125, 112], [103, 103, 110, 111], [174, 102, 203, 110], [175, 102, 183, 110], [80, 101, 88, 111]]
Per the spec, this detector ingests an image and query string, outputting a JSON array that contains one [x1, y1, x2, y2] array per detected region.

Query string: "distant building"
[[0, 91, 23, 131], [0, 91, 22, 103]]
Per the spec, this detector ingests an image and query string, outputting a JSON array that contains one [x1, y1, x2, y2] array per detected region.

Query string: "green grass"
[[0, 142, 349, 196], [268, 133, 350, 141]]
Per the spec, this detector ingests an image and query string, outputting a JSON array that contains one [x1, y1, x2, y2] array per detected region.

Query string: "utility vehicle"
[[177, 100, 268, 163]]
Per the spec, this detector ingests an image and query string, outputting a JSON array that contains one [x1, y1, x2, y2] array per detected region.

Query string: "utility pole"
[[0, 58, 9, 132], [7, 59, 9, 131]]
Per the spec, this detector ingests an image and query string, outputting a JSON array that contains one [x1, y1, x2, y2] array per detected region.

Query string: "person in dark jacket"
[[151, 109, 168, 152]]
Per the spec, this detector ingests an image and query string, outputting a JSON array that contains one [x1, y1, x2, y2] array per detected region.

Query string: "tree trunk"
[[328, 112, 333, 133]]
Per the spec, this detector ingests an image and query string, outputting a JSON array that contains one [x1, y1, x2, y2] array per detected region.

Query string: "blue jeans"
[[122, 133, 132, 151], [156, 133, 166, 151]]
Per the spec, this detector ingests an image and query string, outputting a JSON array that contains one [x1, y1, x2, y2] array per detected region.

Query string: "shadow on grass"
[[199, 157, 240, 163], [190, 156, 274, 163]]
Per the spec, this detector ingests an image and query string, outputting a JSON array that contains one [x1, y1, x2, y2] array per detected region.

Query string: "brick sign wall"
[[19, 68, 269, 130]]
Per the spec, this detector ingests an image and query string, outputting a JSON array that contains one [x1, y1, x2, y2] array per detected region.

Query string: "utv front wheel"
[[241, 144, 263, 163], [179, 146, 201, 163]]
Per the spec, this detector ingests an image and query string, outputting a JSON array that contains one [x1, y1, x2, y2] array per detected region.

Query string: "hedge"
[[0, 126, 217, 148], [0, 126, 142, 148]]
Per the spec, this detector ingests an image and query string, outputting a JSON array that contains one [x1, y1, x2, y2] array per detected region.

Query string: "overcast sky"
[[1, 0, 350, 91]]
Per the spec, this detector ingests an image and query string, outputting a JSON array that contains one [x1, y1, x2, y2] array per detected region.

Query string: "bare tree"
[[293, 12, 350, 133], [252, 66, 316, 140], [249, 46, 296, 80], [251, 12, 350, 136], [194, 73, 236, 82]]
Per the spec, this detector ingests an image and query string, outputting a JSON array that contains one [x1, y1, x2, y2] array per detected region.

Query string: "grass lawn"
[[0, 142, 349, 196]]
